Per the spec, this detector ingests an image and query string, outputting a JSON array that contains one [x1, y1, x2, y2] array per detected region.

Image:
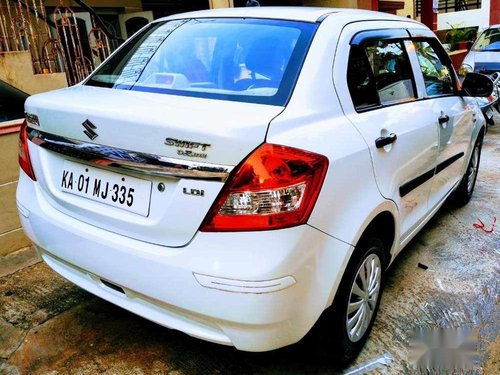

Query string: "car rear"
[[16, 13, 352, 351]]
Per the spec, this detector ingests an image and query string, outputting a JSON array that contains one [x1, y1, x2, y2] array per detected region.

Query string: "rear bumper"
[[17, 171, 353, 351]]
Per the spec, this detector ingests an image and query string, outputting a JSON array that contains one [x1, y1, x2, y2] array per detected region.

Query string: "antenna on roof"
[[246, 0, 260, 6]]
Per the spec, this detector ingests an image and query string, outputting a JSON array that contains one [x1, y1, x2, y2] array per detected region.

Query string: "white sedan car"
[[17, 7, 492, 363]]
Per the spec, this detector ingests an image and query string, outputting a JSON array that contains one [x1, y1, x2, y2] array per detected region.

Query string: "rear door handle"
[[375, 133, 397, 148], [438, 114, 450, 124]]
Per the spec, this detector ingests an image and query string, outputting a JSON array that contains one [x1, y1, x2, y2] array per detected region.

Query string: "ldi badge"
[[183, 188, 204, 197], [164, 137, 211, 159]]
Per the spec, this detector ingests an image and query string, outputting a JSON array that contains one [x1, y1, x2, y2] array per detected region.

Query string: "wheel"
[[306, 237, 385, 365], [451, 135, 483, 206]]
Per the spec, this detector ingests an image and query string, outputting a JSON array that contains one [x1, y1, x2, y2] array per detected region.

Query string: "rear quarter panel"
[[266, 15, 400, 255]]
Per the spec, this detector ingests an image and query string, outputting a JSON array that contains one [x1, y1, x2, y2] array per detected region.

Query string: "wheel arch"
[[349, 204, 398, 269], [325, 201, 399, 307]]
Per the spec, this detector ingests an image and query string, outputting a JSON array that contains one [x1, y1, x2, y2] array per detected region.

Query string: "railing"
[[415, 0, 482, 17], [0, 0, 58, 74], [0, 0, 118, 85]]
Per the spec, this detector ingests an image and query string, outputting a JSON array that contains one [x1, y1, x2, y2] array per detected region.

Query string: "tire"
[[305, 237, 386, 366], [451, 135, 483, 206]]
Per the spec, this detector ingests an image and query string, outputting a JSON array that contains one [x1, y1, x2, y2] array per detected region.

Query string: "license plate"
[[60, 161, 152, 216], [485, 107, 494, 119]]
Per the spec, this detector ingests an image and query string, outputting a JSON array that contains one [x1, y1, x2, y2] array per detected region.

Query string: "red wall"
[[492, 0, 500, 25]]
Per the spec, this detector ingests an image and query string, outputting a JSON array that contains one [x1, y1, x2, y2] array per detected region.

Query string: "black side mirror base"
[[461, 73, 494, 98]]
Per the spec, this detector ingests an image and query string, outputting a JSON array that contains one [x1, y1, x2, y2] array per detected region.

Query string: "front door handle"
[[375, 133, 397, 148], [438, 114, 450, 124]]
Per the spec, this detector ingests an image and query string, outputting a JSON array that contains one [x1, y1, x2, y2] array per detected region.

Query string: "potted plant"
[[444, 23, 477, 69], [445, 23, 477, 51]]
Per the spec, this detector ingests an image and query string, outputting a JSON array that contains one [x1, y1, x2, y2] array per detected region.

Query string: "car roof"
[[158, 6, 411, 24]]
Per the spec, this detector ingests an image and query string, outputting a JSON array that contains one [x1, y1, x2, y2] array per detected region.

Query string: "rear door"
[[334, 24, 439, 242], [408, 35, 475, 210]]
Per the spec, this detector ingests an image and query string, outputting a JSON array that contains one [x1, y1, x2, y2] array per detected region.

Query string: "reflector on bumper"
[[193, 273, 296, 294]]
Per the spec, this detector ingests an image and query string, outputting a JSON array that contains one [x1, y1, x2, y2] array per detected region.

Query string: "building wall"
[[396, 0, 414, 18], [303, 0, 409, 13], [210, 0, 234, 7], [303, 0, 361, 9], [0, 128, 31, 257], [437, 0, 491, 30], [0, 51, 67, 257], [356, 0, 373, 9], [0, 52, 67, 95], [43, 0, 142, 12]]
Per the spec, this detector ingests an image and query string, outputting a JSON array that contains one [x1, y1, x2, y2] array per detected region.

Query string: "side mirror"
[[461, 73, 494, 97]]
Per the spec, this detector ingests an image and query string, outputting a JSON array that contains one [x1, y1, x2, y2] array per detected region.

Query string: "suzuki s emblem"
[[82, 119, 98, 140]]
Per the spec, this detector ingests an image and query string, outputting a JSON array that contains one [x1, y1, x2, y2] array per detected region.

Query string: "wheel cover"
[[346, 252, 382, 343], [467, 145, 480, 194]]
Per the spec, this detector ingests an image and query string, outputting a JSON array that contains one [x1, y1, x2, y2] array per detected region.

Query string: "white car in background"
[[460, 25, 500, 76], [17, 7, 492, 364], [460, 25, 500, 126]]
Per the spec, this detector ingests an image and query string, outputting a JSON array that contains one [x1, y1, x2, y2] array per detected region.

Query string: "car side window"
[[413, 40, 454, 97], [365, 41, 416, 104], [346, 45, 379, 110], [347, 40, 416, 110]]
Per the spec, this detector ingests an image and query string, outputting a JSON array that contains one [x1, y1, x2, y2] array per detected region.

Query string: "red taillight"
[[200, 143, 328, 232], [18, 120, 36, 181]]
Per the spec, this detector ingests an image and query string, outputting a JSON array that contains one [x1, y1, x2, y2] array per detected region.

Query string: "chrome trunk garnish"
[[27, 127, 233, 182]]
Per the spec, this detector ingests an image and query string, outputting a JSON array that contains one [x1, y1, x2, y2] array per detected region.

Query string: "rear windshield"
[[85, 18, 317, 106]]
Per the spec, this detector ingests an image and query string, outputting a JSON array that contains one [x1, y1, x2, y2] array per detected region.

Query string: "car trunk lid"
[[24, 85, 283, 247]]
